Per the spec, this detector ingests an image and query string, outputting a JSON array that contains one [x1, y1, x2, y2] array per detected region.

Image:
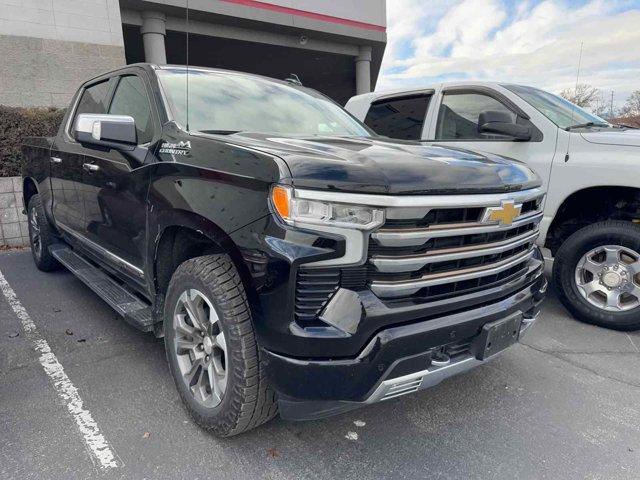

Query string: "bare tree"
[[591, 91, 611, 118], [619, 90, 640, 117], [559, 83, 600, 108]]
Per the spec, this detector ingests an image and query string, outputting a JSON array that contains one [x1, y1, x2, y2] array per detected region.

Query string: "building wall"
[[0, 0, 126, 107], [0, 177, 28, 247], [0, 0, 386, 107], [128, 0, 387, 42], [247, 0, 386, 28]]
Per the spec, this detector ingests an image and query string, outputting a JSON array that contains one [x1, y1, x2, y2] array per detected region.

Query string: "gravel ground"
[[1, 249, 639, 479]]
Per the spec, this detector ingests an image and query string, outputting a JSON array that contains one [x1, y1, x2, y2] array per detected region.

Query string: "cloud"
[[379, 0, 640, 107]]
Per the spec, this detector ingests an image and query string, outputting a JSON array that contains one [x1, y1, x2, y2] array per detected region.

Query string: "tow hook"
[[431, 348, 451, 367]]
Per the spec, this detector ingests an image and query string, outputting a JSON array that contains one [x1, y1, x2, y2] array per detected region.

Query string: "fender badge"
[[159, 140, 191, 156]]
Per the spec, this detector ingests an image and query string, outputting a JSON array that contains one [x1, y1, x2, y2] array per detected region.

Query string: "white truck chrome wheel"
[[574, 245, 640, 312]]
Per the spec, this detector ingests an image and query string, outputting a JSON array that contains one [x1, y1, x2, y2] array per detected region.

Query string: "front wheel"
[[553, 220, 640, 330], [164, 254, 277, 436]]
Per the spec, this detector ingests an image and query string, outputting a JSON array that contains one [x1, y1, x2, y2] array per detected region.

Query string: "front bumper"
[[264, 273, 546, 421], [365, 310, 539, 403]]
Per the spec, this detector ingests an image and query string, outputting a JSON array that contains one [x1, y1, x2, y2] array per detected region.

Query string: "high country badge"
[[159, 140, 191, 156]]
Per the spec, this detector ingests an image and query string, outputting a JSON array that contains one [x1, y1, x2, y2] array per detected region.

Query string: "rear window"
[[364, 94, 431, 140]]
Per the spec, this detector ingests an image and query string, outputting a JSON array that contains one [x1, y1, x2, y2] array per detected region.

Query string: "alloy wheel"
[[172, 289, 227, 408], [574, 245, 640, 312], [29, 207, 42, 261]]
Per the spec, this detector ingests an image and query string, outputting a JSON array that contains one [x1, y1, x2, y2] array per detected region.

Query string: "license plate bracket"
[[471, 313, 523, 361]]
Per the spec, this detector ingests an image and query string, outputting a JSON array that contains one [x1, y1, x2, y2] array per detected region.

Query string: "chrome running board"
[[50, 245, 154, 332]]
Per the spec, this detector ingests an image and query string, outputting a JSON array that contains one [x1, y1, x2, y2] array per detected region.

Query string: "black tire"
[[164, 254, 277, 436], [553, 220, 640, 330], [27, 194, 61, 272]]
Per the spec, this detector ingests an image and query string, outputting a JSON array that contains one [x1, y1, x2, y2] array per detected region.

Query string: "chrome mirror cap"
[[74, 113, 137, 147]]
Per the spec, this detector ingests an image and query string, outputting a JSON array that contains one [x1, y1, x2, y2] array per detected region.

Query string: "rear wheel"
[[553, 221, 640, 330], [27, 194, 60, 271], [164, 254, 277, 436]]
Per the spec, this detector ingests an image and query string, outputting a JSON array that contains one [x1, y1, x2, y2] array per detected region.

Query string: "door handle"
[[50, 157, 62, 164], [83, 163, 100, 173]]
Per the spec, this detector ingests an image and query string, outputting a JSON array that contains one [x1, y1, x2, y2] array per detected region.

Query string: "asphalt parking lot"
[[1, 249, 639, 479]]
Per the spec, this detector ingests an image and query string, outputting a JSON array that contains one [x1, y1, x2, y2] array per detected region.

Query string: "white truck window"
[[436, 92, 516, 140], [364, 94, 431, 140]]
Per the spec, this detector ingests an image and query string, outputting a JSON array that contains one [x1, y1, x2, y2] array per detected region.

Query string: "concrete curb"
[[0, 176, 29, 247]]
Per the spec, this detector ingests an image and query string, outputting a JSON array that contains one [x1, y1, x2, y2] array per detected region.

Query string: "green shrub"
[[0, 106, 66, 177]]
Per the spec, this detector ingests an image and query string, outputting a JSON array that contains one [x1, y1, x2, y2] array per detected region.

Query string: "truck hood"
[[581, 129, 640, 147], [219, 133, 541, 195]]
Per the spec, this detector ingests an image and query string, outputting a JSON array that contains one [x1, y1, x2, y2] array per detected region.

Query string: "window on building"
[[435, 92, 517, 140], [108, 75, 153, 144], [364, 94, 431, 140]]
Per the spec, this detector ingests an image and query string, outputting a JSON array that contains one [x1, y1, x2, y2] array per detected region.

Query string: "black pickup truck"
[[22, 64, 546, 436]]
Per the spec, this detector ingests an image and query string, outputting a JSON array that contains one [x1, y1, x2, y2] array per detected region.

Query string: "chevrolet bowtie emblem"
[[483, 200, 521, 226]]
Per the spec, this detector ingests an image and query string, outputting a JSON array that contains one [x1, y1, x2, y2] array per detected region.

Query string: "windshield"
[[157, 68, 370, 137], [503, 84, 610, 129]]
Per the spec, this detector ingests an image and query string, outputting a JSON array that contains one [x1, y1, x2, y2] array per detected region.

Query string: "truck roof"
[[348, 80, 529, 104], [78, 62, 303, 90]]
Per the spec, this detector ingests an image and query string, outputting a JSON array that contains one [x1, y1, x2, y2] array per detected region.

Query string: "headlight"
[[270, 185, 384, 230]]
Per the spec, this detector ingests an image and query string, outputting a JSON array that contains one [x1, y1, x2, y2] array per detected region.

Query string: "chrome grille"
[[381, 378, 423, 400], [293, 187, 545, 322], [368, 189, 544, 300], [383, 206, 484, 229]]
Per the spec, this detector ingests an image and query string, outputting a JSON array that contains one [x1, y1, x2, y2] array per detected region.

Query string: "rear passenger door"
[[362, 92, 433, 140], [79, 72, 159, 283]]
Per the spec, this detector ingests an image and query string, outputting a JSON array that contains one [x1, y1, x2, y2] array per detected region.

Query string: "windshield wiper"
[[199, 129, 242, 135], [564, 122, 609, 131]]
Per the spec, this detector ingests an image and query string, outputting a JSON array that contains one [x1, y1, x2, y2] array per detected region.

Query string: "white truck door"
[[422, 86, 558, 189]]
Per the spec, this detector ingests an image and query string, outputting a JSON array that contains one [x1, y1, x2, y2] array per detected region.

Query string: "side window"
[[364, 95, 431, 140], [435, 92, 516, 140], [73, 80, 111, 120], [108, 75, 153, 144]]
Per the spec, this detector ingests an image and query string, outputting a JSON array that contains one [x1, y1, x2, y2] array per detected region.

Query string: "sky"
[[379, 0, 640, 110]]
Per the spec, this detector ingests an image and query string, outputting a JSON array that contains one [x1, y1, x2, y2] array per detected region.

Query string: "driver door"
[[79, 72, 158, 283], [423, 87, 557, 188]]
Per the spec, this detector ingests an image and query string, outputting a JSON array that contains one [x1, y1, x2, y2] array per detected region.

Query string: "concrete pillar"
[[355, 45, 372, 95], [141, 11, 167, 65]]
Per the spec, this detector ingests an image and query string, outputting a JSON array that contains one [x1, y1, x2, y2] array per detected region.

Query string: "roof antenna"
[[186, 0, 190, 132], [565, 41, 583, 163]]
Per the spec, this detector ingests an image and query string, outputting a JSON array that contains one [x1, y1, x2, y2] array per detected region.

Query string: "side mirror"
[[74, 114, 137, 150], [478, 110, 531, 141]]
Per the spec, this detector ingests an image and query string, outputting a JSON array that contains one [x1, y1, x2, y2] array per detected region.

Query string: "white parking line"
[[627, 333, 640, 353], [0, 269, 121, 470]]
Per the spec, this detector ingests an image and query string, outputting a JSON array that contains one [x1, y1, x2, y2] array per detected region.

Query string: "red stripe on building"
[[217, 0, 386, 32]]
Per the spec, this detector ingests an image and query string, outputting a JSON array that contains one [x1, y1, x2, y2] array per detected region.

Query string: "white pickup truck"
[[347, 82, 640, 330]]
